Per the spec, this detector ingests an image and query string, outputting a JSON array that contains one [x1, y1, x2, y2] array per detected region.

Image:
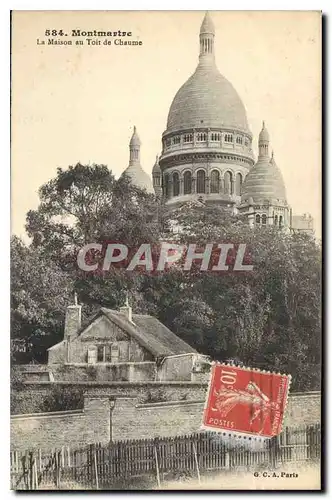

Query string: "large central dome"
[[167, 63, 249, 133], [158, 12, 254, 208], [166, 12, 249, 134]]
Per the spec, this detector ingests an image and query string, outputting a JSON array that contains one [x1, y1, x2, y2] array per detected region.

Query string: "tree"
[[25, 163, 163, 267], [11, 236, 73, 363]]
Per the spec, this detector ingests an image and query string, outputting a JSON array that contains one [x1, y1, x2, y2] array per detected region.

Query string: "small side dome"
[[241, 153, 287, 204], [121, 165, 154, 194]]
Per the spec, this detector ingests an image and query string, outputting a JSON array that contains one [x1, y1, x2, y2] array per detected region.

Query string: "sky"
[[11, 10, 321, 239]]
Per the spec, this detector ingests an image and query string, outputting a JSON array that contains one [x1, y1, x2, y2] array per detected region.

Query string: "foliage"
[[11, 236, 73, 363], [11, 385, 84, 414], [11, 163, 321, 391]]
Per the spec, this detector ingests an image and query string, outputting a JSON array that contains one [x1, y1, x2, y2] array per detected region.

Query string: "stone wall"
[[11, 381, 321, 448], [110, 391, 321, 441], [11, 396, 111, 452]]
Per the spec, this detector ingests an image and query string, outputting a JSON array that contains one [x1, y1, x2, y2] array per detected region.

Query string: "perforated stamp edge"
[[200, 362, 292, 442]]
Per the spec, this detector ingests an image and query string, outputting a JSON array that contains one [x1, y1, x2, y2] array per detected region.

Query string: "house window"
[[111, 344, 120, 363], [262, 214, 267, 225], [184, 171, 192, 194], [173, 172, 180, 196], [172, 136, 181, 145], [211, 133, 221, 142], [87, 347, 97, 364], [236, 136, 243, 145], [224, 134, 233, 143], [97, 345, 104, 362], [279, 215, 283, 228], [256, 214, 261, 225], [197, 170, 206, 194], [210, 170, 220, 193], [105, 345, 112, 362]]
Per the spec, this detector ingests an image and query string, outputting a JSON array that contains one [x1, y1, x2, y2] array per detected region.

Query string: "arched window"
[[183, 171, 192, 195], [224, 171, 233, 194], [197, 170, 206, 194], [262, 214, 267, 225], [256, 214, 261, 225], [153, 174, 161, 187], [211, 133, 221, 142], [235, 173, 243, 196], [225, 134, 233, 143], [210, 170, 220, 193], [164, 174, 169, 198], [197, 133, 207, 142], [173, 172, 180, 197], [279, 215, 283, 228], [274, 215, 278, 226], [183, 134, 193, 143]]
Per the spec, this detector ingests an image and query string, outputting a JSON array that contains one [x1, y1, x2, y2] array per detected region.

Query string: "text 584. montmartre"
[[72, 30, 132, 37]]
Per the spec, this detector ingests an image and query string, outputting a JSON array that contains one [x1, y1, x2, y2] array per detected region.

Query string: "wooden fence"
[[10, 423, 320, 490]]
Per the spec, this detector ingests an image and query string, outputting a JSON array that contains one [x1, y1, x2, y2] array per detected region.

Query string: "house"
[[47, 298, 210, 382]]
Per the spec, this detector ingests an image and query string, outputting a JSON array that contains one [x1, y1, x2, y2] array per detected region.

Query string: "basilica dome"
[[166, 12, 249, 134], [167, 64, 250, 134]]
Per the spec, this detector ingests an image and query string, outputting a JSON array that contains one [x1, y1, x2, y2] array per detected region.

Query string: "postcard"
[[10, 10, 322, 491]]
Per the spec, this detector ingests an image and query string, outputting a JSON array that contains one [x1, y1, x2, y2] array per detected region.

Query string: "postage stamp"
[[202, 363, 291, 439]]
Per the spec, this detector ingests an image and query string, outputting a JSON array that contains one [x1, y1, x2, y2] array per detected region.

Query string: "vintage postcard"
[[10, 11, 322, 491]]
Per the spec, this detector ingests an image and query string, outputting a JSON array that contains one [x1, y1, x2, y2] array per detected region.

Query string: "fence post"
[[153, 438, 161, 489], [28, 452, 34, 489], [55, 451, 61, 489], [93, 445, 99, 490], [268, 437, 277, 469], [34, 458, 38, 490], [192, 441, 201, 485]]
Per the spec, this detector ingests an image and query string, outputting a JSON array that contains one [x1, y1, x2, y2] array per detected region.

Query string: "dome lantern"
[[258, 121, 270, 158], [199, 12, 215, 65]]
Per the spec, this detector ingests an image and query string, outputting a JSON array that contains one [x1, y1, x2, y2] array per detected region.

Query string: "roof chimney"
[[64, 293, 82, 341], [119, 294, 133, 323]]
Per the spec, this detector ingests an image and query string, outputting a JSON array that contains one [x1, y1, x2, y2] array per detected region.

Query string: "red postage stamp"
[[202, 363, 291, 438]]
